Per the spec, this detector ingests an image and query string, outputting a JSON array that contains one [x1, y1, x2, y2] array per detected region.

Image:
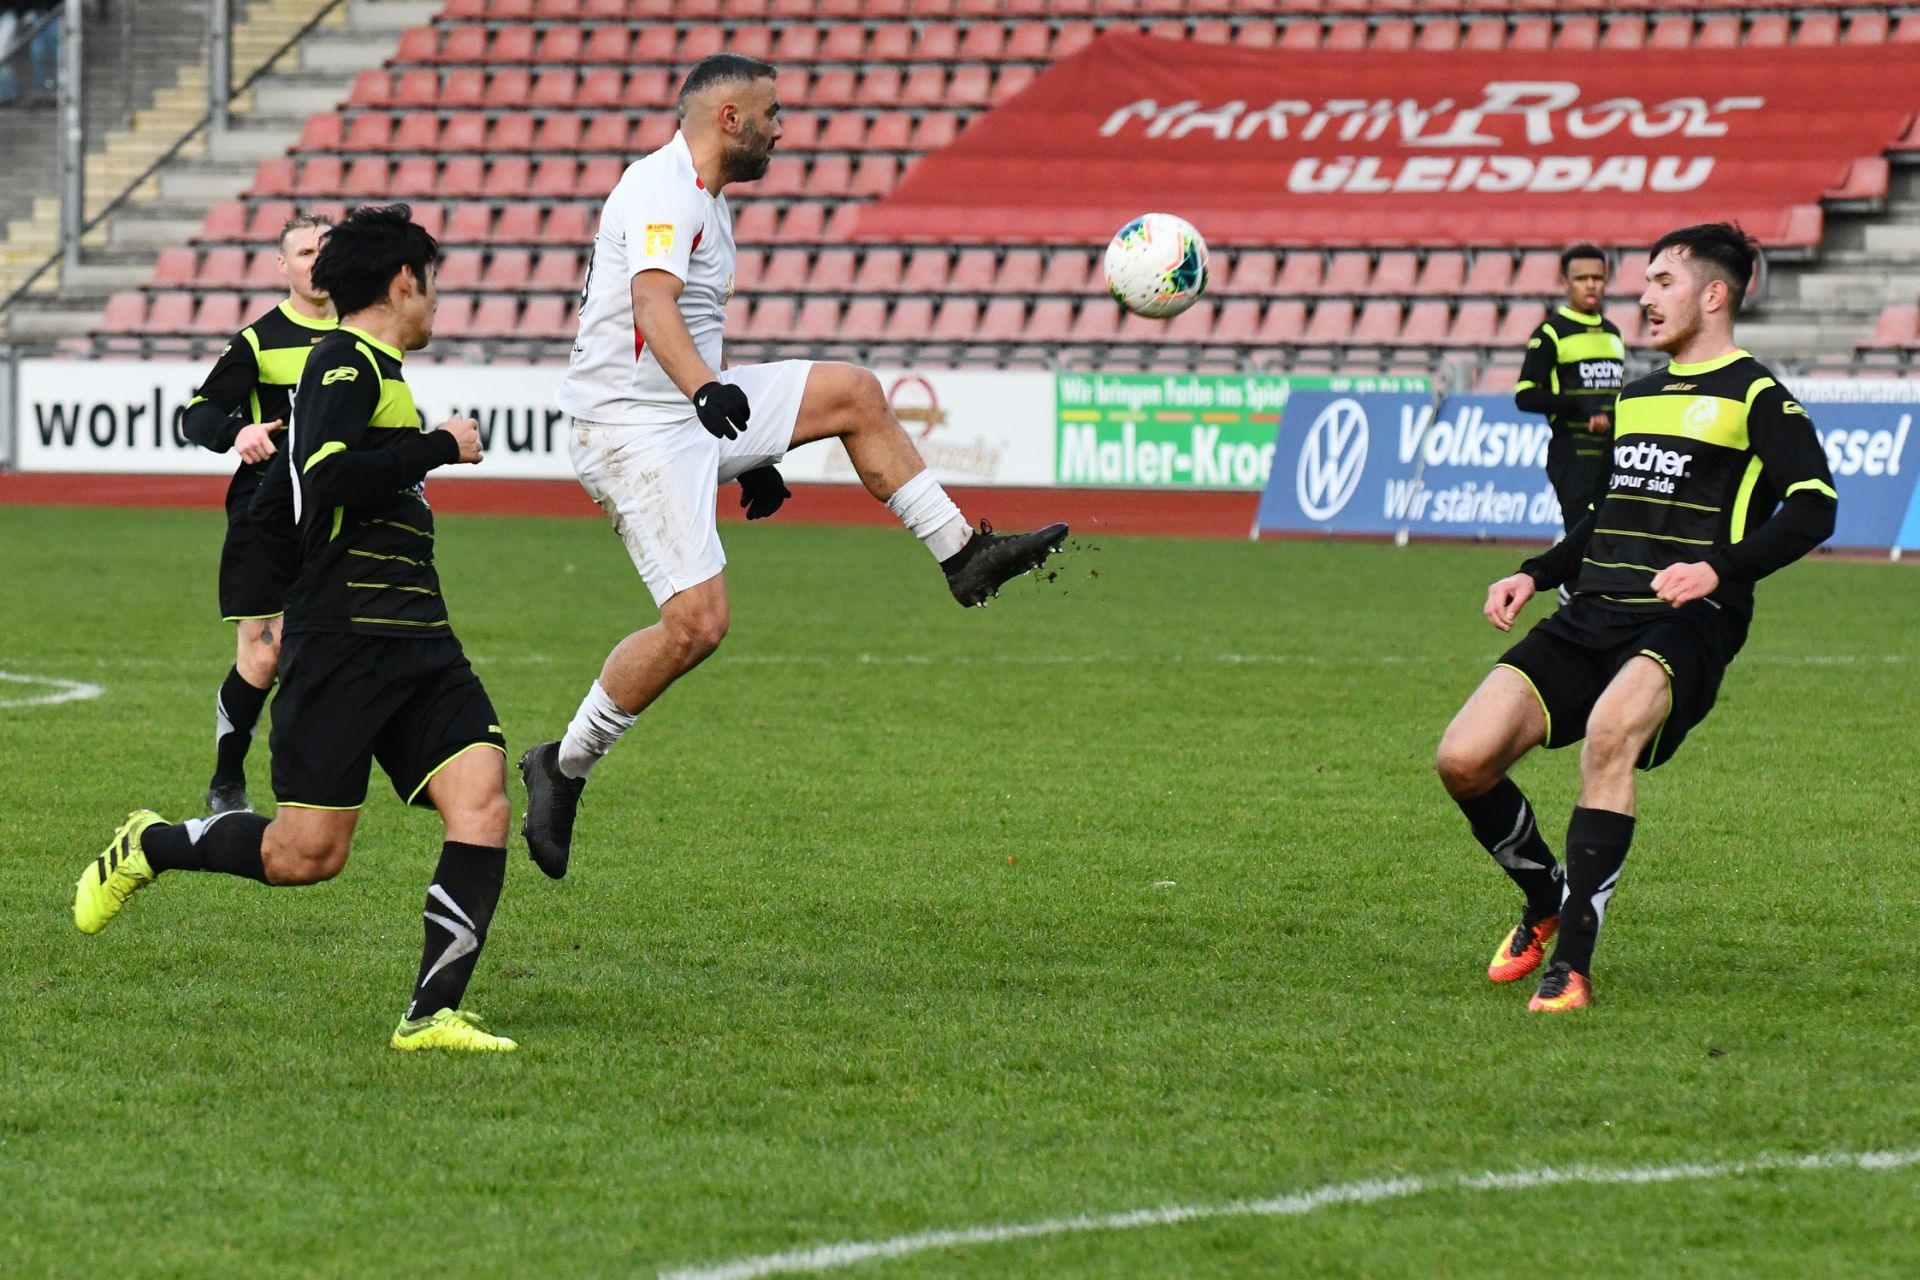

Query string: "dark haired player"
[[519, 53, 1071, 877], [180, 213, 335, 814], [75, 206, 519, 1052], [1436, 223, 1837, 1012], [1514, 242, 1627, 537]]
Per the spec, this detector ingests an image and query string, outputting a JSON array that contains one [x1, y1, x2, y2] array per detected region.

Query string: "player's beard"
[[723, 122, 774, 185], [1651, 300, 1701, 355]]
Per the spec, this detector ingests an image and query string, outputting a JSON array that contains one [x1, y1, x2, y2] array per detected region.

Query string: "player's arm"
[[631, 270, 717, 399], [296, 351, 468, 509], [1698, 387, 1837, 588], [1513, 327, 1582, 421], [182, 336, 269, 454]]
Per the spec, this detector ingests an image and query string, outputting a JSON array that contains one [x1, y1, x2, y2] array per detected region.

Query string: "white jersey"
[[556, 131, 737, 423]]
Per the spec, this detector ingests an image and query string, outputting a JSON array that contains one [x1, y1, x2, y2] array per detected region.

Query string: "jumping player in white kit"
[[519, 54, 1070, 877]]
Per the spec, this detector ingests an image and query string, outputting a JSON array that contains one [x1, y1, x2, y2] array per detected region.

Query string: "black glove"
[[738, 465, 790, 520], [694, 380, 751, 440]]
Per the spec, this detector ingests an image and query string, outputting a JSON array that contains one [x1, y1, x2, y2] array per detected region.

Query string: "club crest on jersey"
[[321, 366, 359, 385], [644, 223, 675, 256], [1684, 395, 1721, 431]]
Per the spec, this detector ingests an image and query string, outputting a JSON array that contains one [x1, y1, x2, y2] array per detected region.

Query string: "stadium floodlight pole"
[[209, 0, 232, 136], [57, 0, 84, 278]]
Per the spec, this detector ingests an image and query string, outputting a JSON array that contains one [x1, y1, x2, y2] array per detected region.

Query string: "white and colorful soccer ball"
[[1103, 213, 1210, 319]]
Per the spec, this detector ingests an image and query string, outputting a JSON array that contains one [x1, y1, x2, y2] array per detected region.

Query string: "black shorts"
[[218, 476, 291, 621], [1497, 595, 1749, 770], [269, 631, 507, 809]]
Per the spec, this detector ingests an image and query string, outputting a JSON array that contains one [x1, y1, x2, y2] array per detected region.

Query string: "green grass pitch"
[[3, 503, 1917, 1278]]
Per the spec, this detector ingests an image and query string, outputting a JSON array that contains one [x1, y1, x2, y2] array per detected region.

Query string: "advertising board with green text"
[[1055, 374, 1429, 490]]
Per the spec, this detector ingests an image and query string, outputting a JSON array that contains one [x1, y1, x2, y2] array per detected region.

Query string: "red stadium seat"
[[1858, 304, 1920, 349], [1325, 19, 1368, 50], [200, 247, 248, 289], [545, 205, 591, 243], [490, 115, 534, 152], [1007, 22, 1050, 58], [793, 298, 842, 340], [349, 69, 392, 107], [99, 291, 147, 333], [1695, 16, 1740, 48], [152, 247, 198, 286], [1324, 251, 1371, 295], [1497, 303, 1545, 345], [1509, 18, 1551, 50], [950, 249, 997, 292], [902, 248, 950, 292], [1555, 17, 1600, 49], [1401, 301, 1451, 346], [1416, 19, 1461, 51], [197, 202, 247, 243], [746, 297, 794, 339], [1352, 300, 1404, 344], [1844, 12, 1888, 44], [1257, 300, 1308, 344], [1604, 303, 1646, 346], [762, 250, 809, 292], [1648, 17, 1693, 49], [733, 203, 778, 244], [808, 248, 857, 292], [1214, 299, 1261, 343], [467, 296, 522, 339], [821, 24, 867, 61], [437, 250, 484, 291], [866, 112, 911, 151], [1744, 15, 1789, 46], [297, 156, 344, 196], [194, 293, 244, 336], [1039, 248, 1091, 294], [340, 156, 389, 197], [1055, 21, 1099, 56], [1233, 22, 1276, 50], [520, 296, 575, 342], [1796, 14, 1840, 46], [1025, 299, 1074, 343], [901, 67, 947, 107], [820, 112, 866, 151], [438, 157, 486, 199], [1600, 17, 1646, 49], [578, 156, 623, 192], [999, 248, 1043, 292], [850, 156, 898, 198], [249, 157, 296, 197], [446, 203, 494, 243], [583, 25, 629, 61], [384, 155, 432, 196], [678, 25, 726, 62], [1226, 250, 1278, 295], [1371, 19, 1414, 49], [1416, 251, 1466, 295], [484, 249, 532, 291], [1463, 251, 1514, 295], [1304, 300, 1355, 344], [1277, 251, 1324, 296], [867, 23, 911, 59], [838, 298, 888, 343], [1462, 19, 1505, 51], [1371, 251, 1419, 295], [1513, 252, 1561, 296], [298, 113, 344, 151], [536, 114, 587, 152], [1445, 301, 1498, 346], [805, 156, 852, 197], [853, 248, 905, 292], [144, 292, 196, 334], [535, 25, 583, 62], [977, 299, 1027, 343], [394, 111, 443, 151], [485, 26, 535, 64], [632, 116, 675, 153], [410, 204, 444, 240], [909, 113, 958, 150], [1897, 14, 1920, 43], [578, 114, 629, 153], [1068, 301, 1122, 343], [915, 25, 960, 60], [1279, 21, 1321, 50], [531, 157, 580, 197], [245, 201, 296, 240], [439, 69, 488, 109], [392, 26, 440, 64]]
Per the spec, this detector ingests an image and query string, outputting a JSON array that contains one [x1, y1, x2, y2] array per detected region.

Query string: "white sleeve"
[[617, 179, 706, 284]]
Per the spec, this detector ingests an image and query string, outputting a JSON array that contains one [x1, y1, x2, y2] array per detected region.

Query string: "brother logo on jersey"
[[1610, 440, 1693, 492], [1578, 359, 1625, 389]]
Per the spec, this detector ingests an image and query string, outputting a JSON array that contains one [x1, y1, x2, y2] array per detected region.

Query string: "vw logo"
[[1296, 398, 1369, 521]]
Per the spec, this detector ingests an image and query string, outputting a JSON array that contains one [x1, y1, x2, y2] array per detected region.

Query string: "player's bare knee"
[[264, 838, 348, 886], [1580, 719, 1639, 775], [1434, 738, 1494, 798], [463, 787, 512, 846], [662, 602, 728, 667]]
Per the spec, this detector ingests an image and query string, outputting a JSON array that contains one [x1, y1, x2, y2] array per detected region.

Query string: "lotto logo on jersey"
[[321, 366, 359, 385], [644, 223, 675, 256]]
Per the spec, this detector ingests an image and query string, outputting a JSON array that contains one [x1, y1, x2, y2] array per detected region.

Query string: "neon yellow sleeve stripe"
[[1785, 479, 1838, 500], [303, 440, 347, 473], [1744, 376, 1777, 407], [1514, 380, 1538, 392]]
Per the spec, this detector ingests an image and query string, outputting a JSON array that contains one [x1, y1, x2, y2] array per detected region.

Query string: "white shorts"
[[571, 360, 812, 606]]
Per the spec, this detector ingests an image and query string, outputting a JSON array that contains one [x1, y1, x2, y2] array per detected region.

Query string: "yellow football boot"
[[74, 810, 163, 934], [390, 1008, 519, 1052]]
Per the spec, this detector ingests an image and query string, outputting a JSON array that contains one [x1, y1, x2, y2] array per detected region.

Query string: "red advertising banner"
[[857, 34, 1914, 249]]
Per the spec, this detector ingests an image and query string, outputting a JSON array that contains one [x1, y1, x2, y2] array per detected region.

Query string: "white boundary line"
[[658, 1148, 1920, 1280], [0, 670, 105, 709]]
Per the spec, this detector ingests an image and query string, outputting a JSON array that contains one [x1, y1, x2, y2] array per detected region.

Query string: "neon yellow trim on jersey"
[[346, 581, 440, 596], [330, 507, 344, 541], [1606, 493, 1723, 513], [348, 548, 428, 567], [240, 326, 263, 358], [404, 742, 508, 806], [1617, 392, 1749, 451], [1557, 306, 1603, 326], [1596, 526, 1715, 546], [349, 616, 449, 628], [1582, 557, 1662, 573], [256, 346, 312, 387], [302, 440, 346, 473], [1667, 349, 1750, 376], [276, 800, 365, 811], [370, 516, 429, 537], [1632, 650, 1675, 771], [1785, 478, 1838, 500], [1514, 379, 1538, 393], [342, 325, 403, 361], [1727, 455, 1765, 542], [1555, 330, 1626, 363], [276, 299, 338, 331], [370, 378, 420, 430]]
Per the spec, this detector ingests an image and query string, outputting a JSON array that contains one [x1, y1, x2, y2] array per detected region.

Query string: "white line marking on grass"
[[0, 671, 104, 709], [657, 1148, 1920, 1280]]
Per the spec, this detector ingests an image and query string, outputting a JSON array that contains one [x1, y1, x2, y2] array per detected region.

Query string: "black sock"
[[213, 667, 271, 785], [1551, 807, 1636, 976], [1454, 778, 1562, 916], [140, 812, 270, 882], [407, 841, 507, 1020]]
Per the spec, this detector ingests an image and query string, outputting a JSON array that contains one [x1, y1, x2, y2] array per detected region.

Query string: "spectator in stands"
[[1513, 244, 1627, 535], [0, 0, 58, 107]]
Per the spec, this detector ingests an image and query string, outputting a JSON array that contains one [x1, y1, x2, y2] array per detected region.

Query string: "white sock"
[[886, 470, 971, 562], [557, 680, 636, 780]]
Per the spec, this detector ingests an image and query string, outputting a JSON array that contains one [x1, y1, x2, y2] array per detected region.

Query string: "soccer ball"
[[1104, 213, 1210, 319]]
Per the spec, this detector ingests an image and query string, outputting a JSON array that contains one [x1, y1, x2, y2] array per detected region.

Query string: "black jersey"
[[1523, 350, 1837, 622], [283, 326, 463, 639], [185, 299, 337, 498], [1514, 307, 1627, 461]]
